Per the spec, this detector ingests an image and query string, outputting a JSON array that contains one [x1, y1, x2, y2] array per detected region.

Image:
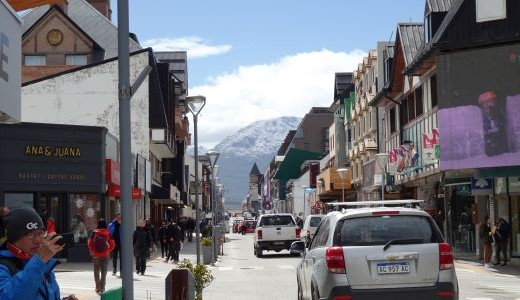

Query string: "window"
[[389, 108, 396, 133], [431, 75, 438, 107], [24, 55, 46, 66], [424, 14, 431, 43], [415, 86, 423, 117], [66, 54, 87, 65], [407, 93, 415, 122]]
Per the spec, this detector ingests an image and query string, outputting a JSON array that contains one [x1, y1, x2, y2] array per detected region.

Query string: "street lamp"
[[337, 168, 348, 202], [207, 150, 220, 264], [187, 95, 206, 264], [375, 153, 389, 201], [301, 185, 309, 219]]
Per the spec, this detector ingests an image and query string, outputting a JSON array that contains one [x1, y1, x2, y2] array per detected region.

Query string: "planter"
[[202, 245, 212, 265]]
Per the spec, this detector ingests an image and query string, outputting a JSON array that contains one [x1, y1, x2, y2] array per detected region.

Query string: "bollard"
[[100, 286, 122, 300], [165, 268, 195, 300]]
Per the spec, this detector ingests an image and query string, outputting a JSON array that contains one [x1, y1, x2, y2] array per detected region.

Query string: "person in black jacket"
[[157, 221, 168, 258], [493, 217, 511, 266], [133, 219, 152, 275], [164, 220, 182, 263]]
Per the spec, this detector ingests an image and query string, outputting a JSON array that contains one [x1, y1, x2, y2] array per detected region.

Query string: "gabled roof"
[[249, 163, 261, 176], [396, 23, 424, 67], [425, 0, 452, 14], [21, 0, 141, 59]]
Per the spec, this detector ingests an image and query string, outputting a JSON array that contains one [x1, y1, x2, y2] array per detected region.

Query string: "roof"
[[273, 148, 321, 180], [155, 51, 188, 91], [21, 0, 142, 59], [334, 72, 354, 101], [397, 23, 424, 67], [425, 0, 452, 14], [249, 163, 261, 176]]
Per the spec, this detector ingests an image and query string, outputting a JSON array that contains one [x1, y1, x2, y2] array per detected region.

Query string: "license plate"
[[273, 241, 285, 245], [377, 262, 410, 274]]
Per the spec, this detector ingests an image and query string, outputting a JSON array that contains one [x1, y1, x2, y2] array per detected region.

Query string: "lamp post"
[[207, 150, 220, 265], [375, 153, 389, 201], [187, 95, 206, 264], [301, 185, 309, 219], [337, 168, 348, 202]]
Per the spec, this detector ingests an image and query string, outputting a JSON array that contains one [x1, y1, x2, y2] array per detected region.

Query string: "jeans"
[[112, 244, 120, 273], [93, 257, 109, 292], [135, 254, 146, 274], [495, 239, 508, 264]]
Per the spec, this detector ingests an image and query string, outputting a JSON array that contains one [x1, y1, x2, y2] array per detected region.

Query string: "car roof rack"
[[327, 200, 424, 209]]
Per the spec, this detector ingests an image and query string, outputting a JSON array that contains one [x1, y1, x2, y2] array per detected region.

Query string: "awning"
[[273, 148, 321, 180]]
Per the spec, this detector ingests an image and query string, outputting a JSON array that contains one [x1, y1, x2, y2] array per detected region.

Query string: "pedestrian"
[[108, 213, 121, 276], [87, 219, 115, 294], [0, 206, 78, 300], [186, 217, 195, 242], [158, 221, 168, 258], [165, 220, 182, 263], [493, 217, 511, 266], [295, 213, 304, 229], [179, 217, 187, 243], [478, 215, 492, 266], [0, 206, 10, 245], [133, 219, 152, 275], [145, 218, 156, 258]]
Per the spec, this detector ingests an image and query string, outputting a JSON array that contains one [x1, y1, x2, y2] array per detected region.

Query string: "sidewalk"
[[55, 238, 204, 300]]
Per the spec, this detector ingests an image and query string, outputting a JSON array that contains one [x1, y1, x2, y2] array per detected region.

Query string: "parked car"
[[232, 219, 243, 233], [244, 219, 256, 233], [290, 201, 458, 300], [301, 214, 324, 246]]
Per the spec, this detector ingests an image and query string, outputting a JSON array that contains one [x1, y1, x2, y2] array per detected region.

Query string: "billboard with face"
[[438, 43, 520, 170]]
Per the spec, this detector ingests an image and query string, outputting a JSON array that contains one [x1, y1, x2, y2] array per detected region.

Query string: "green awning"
[[273, 148, 321, 180]]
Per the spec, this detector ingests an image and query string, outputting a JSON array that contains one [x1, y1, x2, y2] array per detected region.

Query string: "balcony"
[[364, 138, 378, 150], [316, 167, 352, 200], [150, 128, 175, 159]]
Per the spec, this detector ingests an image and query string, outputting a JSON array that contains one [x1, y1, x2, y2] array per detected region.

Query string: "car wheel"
[[253, 245, 257, 255], [256, 246, 263, 258], [311, 284, 319, 300]]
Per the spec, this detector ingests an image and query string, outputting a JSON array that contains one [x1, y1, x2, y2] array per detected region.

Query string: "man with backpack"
[[0, 206, 78, 300], [108, 213, 121, 276], [87, 219, 115, 294]]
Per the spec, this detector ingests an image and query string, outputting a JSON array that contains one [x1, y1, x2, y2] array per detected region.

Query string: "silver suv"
[[290, 202, 458, 300]]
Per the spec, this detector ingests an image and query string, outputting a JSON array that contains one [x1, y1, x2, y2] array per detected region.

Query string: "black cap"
[[5, 207, 45, 243]]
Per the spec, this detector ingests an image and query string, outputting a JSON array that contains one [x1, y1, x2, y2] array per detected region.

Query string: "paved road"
[[55, 233, 520, 300]]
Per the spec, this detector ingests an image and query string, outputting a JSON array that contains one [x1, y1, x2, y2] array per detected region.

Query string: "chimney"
[[87, 0, 112, 21]]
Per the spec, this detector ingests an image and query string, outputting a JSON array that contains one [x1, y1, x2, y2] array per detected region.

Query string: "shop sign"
[[24, 145, 81, 158], [471, 177, 493, 195], [105, 159, 120, 185], [107, 184, 142, 199]]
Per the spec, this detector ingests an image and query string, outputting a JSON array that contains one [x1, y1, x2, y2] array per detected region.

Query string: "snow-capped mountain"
[[213, 116, 301, 209]]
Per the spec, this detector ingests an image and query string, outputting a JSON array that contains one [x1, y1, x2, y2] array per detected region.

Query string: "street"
[[53, 231, 520, 300]]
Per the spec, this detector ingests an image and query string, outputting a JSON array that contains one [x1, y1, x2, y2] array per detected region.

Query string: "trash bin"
[[165, 268, 195, 300], [100, 286, 122, 300]]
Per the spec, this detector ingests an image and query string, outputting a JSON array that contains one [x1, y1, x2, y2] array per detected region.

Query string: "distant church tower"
[[248, 163, 262, 212]]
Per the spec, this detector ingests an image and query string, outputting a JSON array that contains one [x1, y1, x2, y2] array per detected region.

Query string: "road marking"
[[218, 266, 234, 271], [492, 273, 517, 278], [456, 268, 475, 273], [278, 265, 295, 270]]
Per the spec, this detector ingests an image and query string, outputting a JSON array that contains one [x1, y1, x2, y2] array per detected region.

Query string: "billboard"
[[438, 43, 520, 170]]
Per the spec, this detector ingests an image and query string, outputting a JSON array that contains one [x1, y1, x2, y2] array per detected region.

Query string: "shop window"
[[4, 193, 34, 208], [69, 194, 99, 244]]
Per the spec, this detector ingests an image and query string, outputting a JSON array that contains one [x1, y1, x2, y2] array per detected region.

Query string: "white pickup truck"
[[253, 213, 301, 258]]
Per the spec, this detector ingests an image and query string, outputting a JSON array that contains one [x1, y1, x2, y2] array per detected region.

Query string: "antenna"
[[388, 31, 394, 43]]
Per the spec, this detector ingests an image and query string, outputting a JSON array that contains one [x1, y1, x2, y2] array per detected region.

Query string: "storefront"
[[0, 122, 107, 262]]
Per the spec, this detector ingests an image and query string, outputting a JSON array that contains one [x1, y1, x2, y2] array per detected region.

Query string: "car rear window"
[[260, 215, 295, 226], [309, 217, 322, 227], [336, 215, 443, 246]]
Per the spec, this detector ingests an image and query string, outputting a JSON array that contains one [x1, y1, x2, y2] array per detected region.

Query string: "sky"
[[114, 1, 426, 149]]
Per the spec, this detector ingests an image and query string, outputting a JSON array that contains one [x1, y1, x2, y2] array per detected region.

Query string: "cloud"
[[189, 49, 367, 149], [142, 36, 232, 58]]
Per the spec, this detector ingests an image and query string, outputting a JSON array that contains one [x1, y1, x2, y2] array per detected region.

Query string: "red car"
[[244, 219, 256, 234]]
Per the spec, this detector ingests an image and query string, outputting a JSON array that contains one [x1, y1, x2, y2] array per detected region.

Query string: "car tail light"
[[372, 211, 400, 215], [437, 291, 455, 298], [333, 296, 352, 300], [326, 247, 346, 274], [439, 243, 454, 269], [295, 228, 301, 239], [257, 229, 263, 240]]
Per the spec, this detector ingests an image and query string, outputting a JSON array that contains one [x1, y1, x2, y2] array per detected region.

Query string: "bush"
[[200, 226, 211, 237], [177, 259, 214, 300], [201, 236, 212, 246]]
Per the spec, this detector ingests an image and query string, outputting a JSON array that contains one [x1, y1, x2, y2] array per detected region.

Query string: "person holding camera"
[[0, 206, 78, 300], [87, 219, 115, 294]]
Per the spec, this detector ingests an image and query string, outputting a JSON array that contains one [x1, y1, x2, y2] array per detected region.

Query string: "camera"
[[53, 232, 75, 247]]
